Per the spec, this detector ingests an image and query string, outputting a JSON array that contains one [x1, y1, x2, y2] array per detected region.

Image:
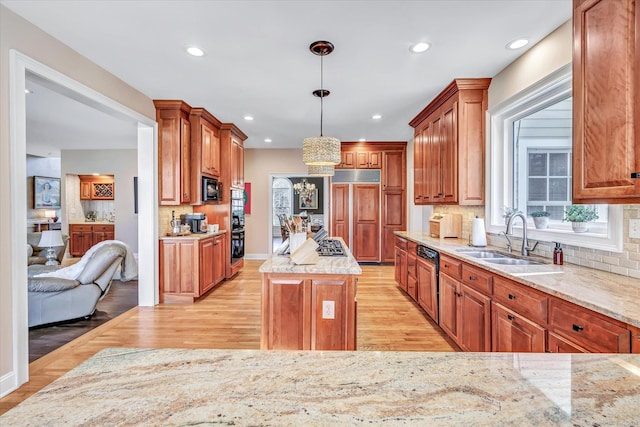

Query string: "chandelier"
[[293, 178, 316, 198], [308, 164, 334, 176], [302, 41, 341, 166]]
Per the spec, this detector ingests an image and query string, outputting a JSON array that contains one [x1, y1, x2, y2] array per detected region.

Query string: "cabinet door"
[[382, 191, 404, 263], [70, 228, 91, 256], [180, 117, 192, 203], [352, 184, 380, 262], [160, 240, 198, 299], [573, 0, 640, 203], [263, 278, 309, 350], [492, 302, 545, 353], [416, 257, 438, 323], [157, 106, 186, 206], [231, 138, 244, 189], [459, 284, 491, 352], [368, 151, 382, 169], [201, 123, 215, 176], [413, 129, 425, 204], [356, 152, 370, 169], [429, 114, 443, 202], [395, 247, 407, 292], [439, 100, 458, 203], [311, 279, 348, 350], [439, 273, 460, 345], [331, 184, 350, 247], [337, 151, 356, 169], [199, 238, 215, 296], [213, 235, 225, 285], [80, 182, 92, 200], [548, 332, 589, 353], [382, 151, 404, 191]]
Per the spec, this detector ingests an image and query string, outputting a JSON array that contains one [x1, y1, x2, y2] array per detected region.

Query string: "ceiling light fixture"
[[303, 40, 341, 166], [264, 138, 272, 143], [358, 138, 366, 142], [244, 115, 254, 121], [186, 46, 205, 57], [507, 38, 529, 50], [410, 42, 431, 53], [308, 164, 335, 176], [372, 114, 383, 120]]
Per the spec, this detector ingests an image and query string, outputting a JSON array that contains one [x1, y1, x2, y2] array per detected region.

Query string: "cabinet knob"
[[437, 192, 444, 197], [572, 324, 584, 332], [507, 314, 515, 321], [631, 172, 640, 178], [508, 294, 516, 300], [468, 275, 476, 281]]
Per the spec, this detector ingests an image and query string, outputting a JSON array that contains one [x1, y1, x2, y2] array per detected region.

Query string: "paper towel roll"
[[471, 216, 487, 247]]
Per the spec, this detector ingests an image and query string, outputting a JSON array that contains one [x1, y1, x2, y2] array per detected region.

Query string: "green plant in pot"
[[562, 205, 599, 233], [530, 211, 551, 229]]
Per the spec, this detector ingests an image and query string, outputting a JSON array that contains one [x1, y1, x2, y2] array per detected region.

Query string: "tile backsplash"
[[433, 205, 640, 278], [158, 205, 193, 235]]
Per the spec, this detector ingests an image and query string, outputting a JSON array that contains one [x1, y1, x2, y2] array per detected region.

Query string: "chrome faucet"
[[505, 212, 539, 256]]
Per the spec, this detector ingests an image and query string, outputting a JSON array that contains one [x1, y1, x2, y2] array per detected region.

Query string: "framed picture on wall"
[[34, 176, 61, 209], [299, 190, 318, 210]]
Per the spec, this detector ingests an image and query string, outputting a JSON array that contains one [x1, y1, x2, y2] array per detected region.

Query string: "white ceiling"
[[4, 0, 572, 154]]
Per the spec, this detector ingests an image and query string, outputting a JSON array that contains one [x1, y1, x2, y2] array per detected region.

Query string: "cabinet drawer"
[[493, 276, 547, 325], [460, 263, 492, 295], [70, 224, 93, 232], [549, 298, 630, 353], [395, 237, 407, 251], [92, 224, 114, 232], [440, 255, 461, 279], [407, 241, 417, 255]]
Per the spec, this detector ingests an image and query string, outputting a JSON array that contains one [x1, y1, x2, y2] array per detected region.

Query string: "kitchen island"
[[259, 238, 362, 350], [1, 347, 638, 425]]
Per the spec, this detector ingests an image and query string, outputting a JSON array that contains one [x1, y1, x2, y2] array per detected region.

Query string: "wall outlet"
[[322, 300, 335, 319], [630, 219, 640, 239]]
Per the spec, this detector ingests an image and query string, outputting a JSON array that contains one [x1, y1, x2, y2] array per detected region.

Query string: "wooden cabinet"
[[409, 78, 490, 205], [381, 150, 406, 263], [382, 151, 405, 191], [336, 151, 356, 169], [191, 108, 222, 181], [573, 0, 640, 203], [356, 151, 381, 169], [230, 136, 245, 189], [69, 224, 114, 256], [352, 184, 380, 262], [154, 100, 192, 205], [260, 273, 357, 350], [79, 175, 114, 200], [492, 302, 545, 352], [492, 276, 548, 326], [394, 237, 408, 292], [416, 256, 438, 323], [549, 297, 630, 353], [406, 241, 418, 300], [629, 325, 640, 354], [548, 331, 589, 353], [439, 255, 491, 352], [159, 235, 226, 303]]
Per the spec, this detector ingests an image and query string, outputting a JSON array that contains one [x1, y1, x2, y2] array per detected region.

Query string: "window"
[[487, 64, 622, 251]]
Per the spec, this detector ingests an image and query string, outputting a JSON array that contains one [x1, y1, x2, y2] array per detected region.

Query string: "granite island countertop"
[[1, 347, 638, 426], [395, 231, 640, 328], [260, 237, 362, 275]]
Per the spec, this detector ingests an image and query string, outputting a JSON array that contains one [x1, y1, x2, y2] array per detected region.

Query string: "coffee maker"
[[181, 213, 207, 234]]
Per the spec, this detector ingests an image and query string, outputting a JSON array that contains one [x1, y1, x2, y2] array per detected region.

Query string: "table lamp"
[[38, 230, 63, 265]]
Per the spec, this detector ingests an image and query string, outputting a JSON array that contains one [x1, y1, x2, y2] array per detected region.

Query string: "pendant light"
[[303, 41, 341, 166], [308, 164, 335, 176]]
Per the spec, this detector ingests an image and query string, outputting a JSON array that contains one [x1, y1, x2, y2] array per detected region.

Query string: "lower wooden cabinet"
[[547, 331, 588, 353], [492, 302, 545, 352], [69, 223, 114, 256], [416, 257, 438, 323], [406, 241, 418, 300], [394, 237, 407, 292], [260, 274, 357, 350], [160, 235, 225, 303]]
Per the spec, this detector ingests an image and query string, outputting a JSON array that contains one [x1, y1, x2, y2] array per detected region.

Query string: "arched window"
[[272, 178, 293, 227]]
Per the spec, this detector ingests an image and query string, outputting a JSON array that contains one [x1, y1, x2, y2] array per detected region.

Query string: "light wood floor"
[[0, 260, 457, 414]]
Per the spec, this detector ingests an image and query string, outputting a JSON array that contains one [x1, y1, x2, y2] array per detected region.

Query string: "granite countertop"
[[260, 237, 362, 275], [2, 347, 638, 425], [396, 231, 640, 328], [159, 230, 227, 240]]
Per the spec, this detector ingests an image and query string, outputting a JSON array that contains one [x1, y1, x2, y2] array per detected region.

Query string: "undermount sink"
[[484, 258, 546, 266], [455, 248, 547, 265]]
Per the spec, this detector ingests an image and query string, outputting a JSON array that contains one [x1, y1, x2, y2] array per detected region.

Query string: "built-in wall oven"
[[231, 189, 245, 262]]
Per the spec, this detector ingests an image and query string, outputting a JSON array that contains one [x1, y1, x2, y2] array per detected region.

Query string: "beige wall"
[[244, 148, 309, 256], [0, 5, 155, 389], [488, 20, 572, 108]]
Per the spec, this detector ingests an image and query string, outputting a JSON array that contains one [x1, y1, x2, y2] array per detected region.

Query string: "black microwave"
[[202, 177, 221, 202]]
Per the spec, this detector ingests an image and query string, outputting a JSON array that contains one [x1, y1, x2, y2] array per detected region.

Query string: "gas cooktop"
[[316, 239, 346, 257]]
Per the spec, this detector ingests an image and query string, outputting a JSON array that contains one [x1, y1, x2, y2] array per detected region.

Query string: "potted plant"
[[530, 211, 551, 229], [562, 205, 599, 233]]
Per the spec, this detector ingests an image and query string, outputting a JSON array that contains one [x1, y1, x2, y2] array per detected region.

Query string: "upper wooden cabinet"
[[79, 175, 114, 200], [155, 100, 192, 205], [191, 108, 222, 180], [410, 78, 490, 205], [573, 0, 640, 203], [336, 150, 380, 169], [219, 123, 247, 193]]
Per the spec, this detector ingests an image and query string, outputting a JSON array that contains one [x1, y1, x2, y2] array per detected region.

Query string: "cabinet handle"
[[444, 263, 449, 268], [468, 275, 476, 281], [437, 192, 444, 197], [572, 324, 584, 332], [508, 294, 516, 300], [631, 172, 640, 178], [507, 314, 515, 321]]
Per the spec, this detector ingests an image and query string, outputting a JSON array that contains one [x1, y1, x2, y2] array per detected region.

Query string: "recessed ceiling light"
[[358, 138, 366, 142], [410, 42, 431, 53], [25, 89, 33, 94], [186, 46, 205, 57], [372, 114, 383, 120], [507, 38, 529, 50], [92, 173, 100, 176], [244, 115, 254, 121], [264, 138, 272, 143]]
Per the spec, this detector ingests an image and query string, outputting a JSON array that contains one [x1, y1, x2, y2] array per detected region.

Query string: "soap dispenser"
[[553, 242, 563, 265]]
